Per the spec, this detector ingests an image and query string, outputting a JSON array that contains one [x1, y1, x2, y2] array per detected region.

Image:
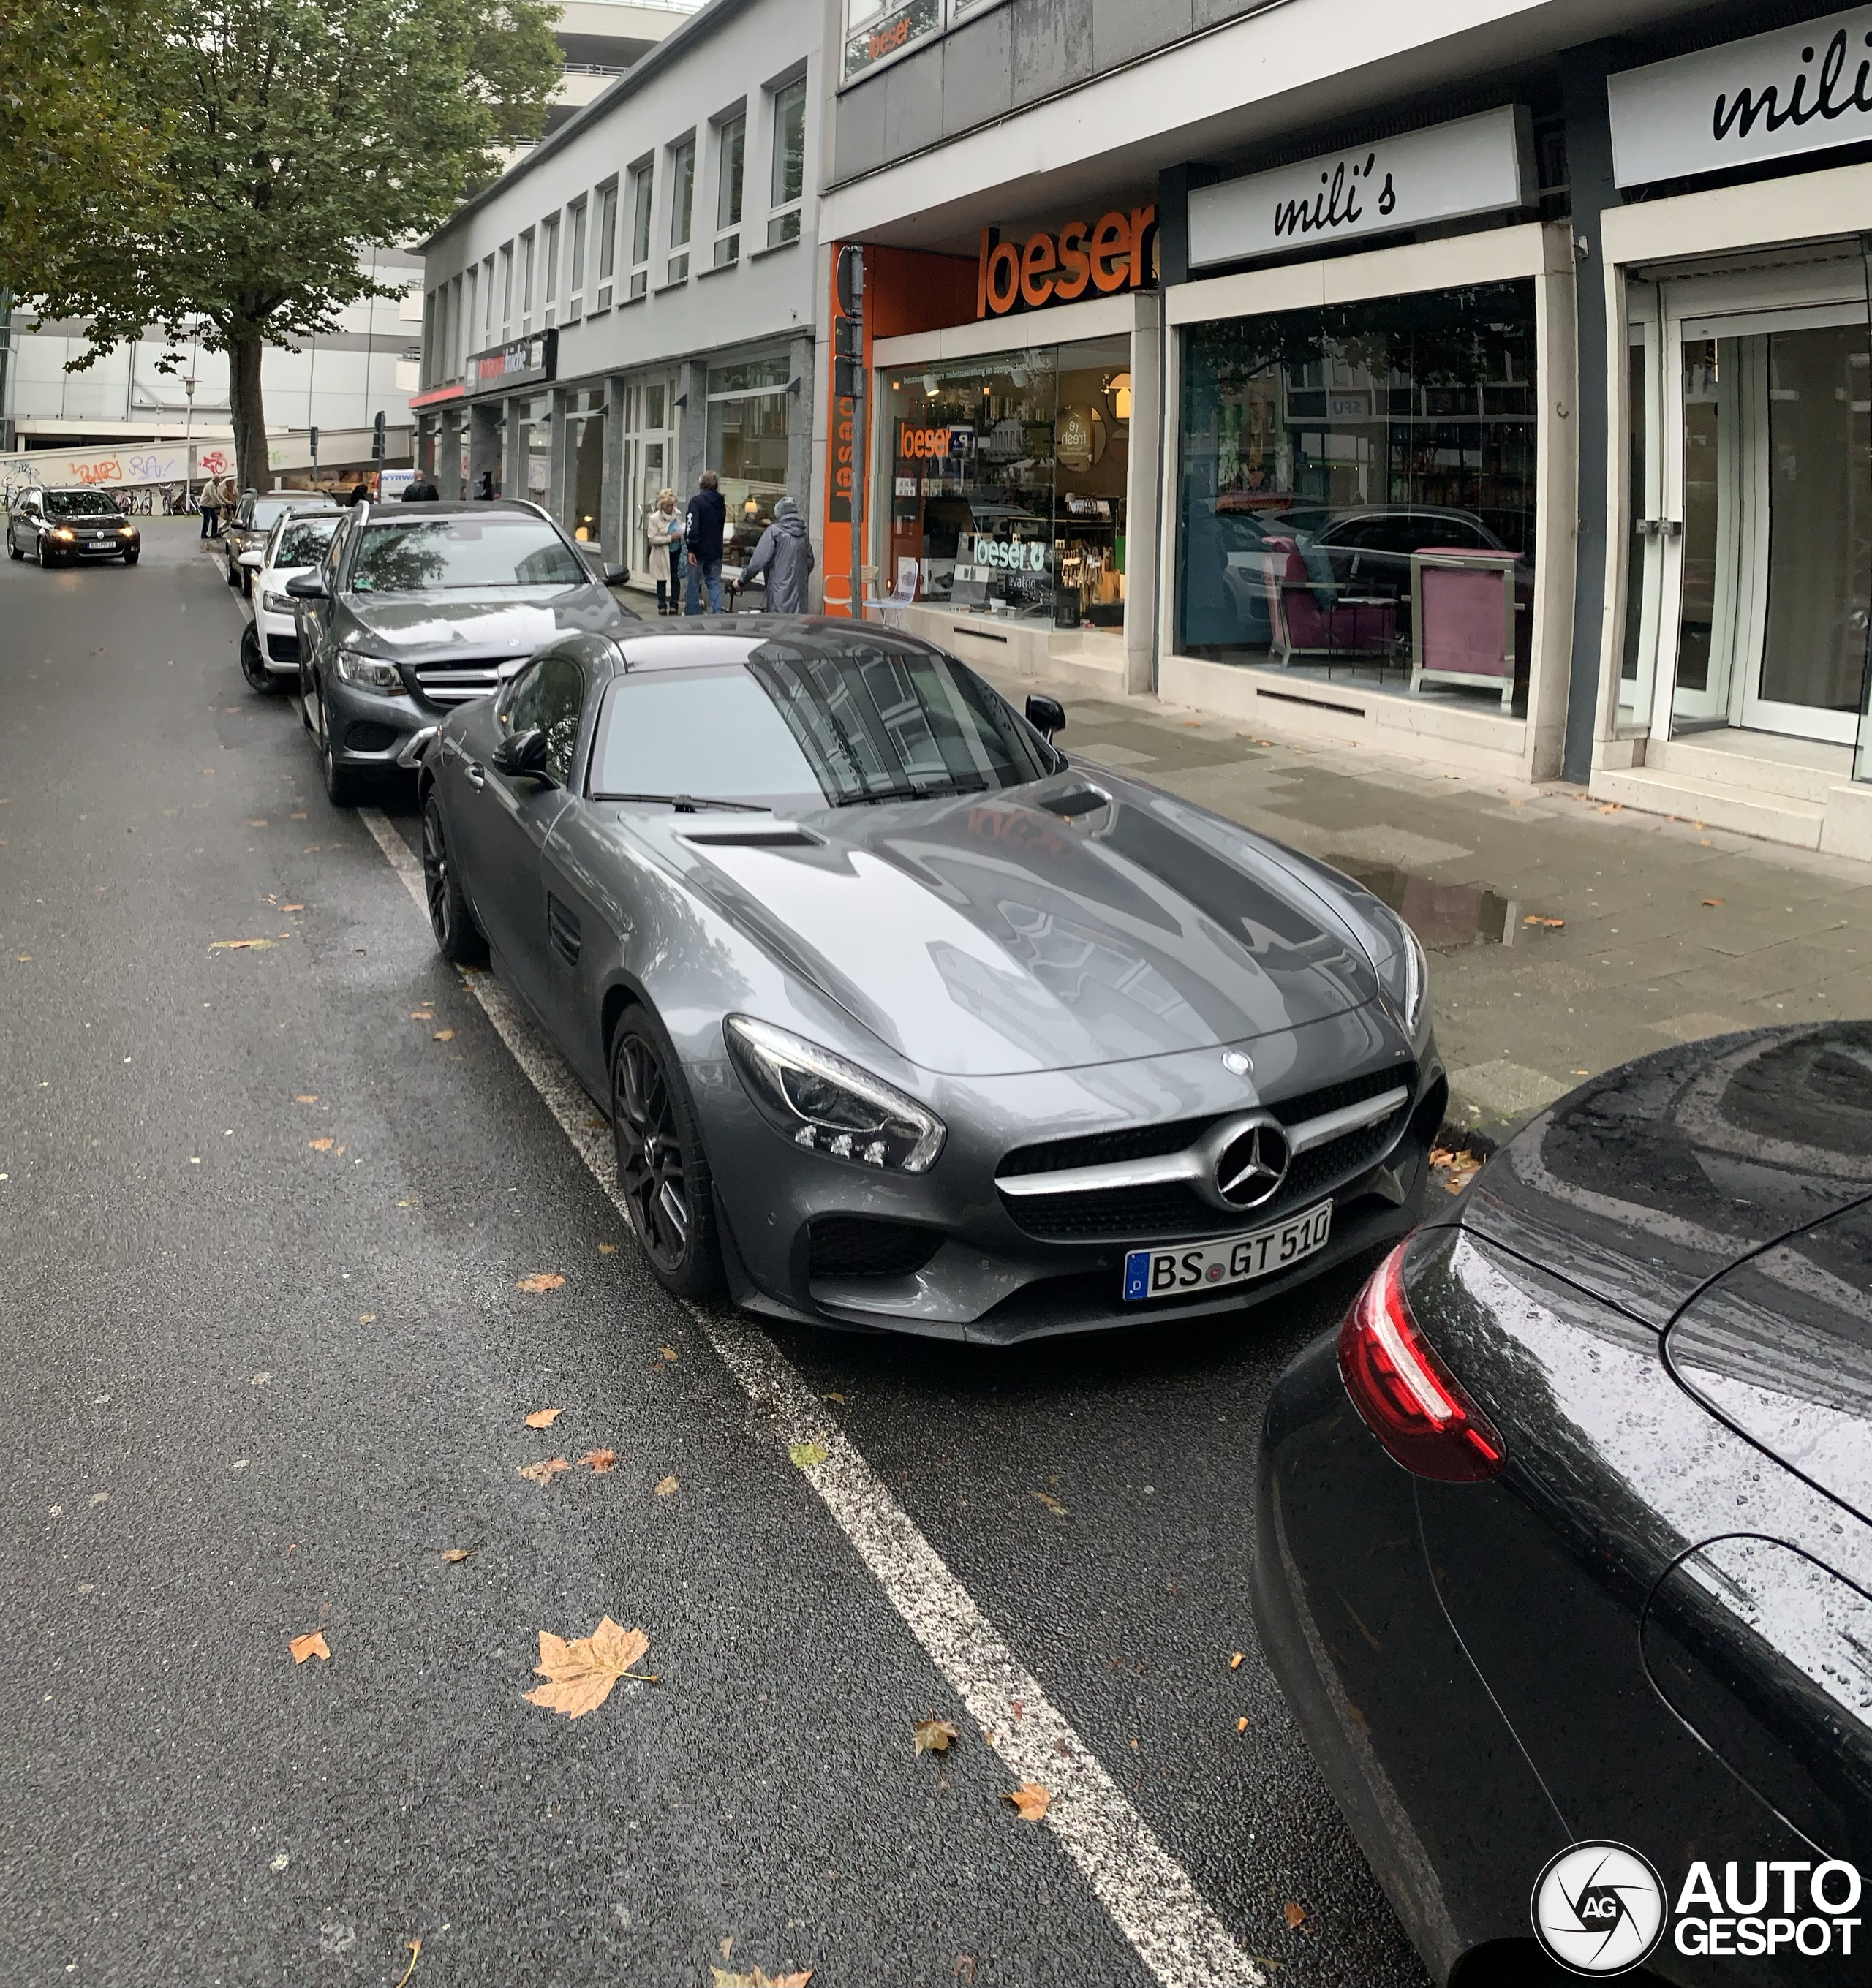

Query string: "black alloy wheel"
[[121, 550, 138, 567], [611, 1004, 721, 1299], [421, 790, 486, 964], [7, 528, 20, 561], [315, 681, 363, 808], [239, 624, 277, 694]]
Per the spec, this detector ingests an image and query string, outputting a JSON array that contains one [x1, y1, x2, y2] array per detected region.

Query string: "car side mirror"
[[1025, 693, 1066, 743], [491, 727, 550, 779], [603, 564, 630, 586], [284, 570, 327, 599], [238, 549, 263, 570]]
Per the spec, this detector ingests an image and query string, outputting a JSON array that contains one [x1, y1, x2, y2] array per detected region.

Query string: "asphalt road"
[[0, 520, 1432, 1988]]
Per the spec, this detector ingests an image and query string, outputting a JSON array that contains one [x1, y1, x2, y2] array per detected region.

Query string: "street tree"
[[41, 0, 560, 488]]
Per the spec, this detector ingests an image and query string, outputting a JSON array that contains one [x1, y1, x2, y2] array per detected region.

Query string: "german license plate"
[[1122, 1201, 1332, 1303]]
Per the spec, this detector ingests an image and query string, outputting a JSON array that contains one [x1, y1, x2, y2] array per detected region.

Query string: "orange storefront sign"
[[975, 207, 1157, 319]]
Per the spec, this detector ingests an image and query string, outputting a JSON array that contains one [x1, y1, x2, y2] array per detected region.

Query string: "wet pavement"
[[975, 662, 1871, 1144]]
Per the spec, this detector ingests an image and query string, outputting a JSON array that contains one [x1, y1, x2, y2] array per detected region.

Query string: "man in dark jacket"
[[684, 470, 727, 615], [739, 496, 815, 613], [402, 470, 440, 501]]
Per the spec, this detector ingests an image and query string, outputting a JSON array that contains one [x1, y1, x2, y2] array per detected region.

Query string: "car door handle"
[[464, 762, 486, 789]]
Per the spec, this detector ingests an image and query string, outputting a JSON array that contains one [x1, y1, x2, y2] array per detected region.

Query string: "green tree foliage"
[[37, 0, 560, 485], [0, 0, 165, 301]]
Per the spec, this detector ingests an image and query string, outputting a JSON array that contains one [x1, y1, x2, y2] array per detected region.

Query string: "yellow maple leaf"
[[654, 1474, 679, 1497], [516, 1273, 565, 1293], [517, 1456, 571, 1484], [289, 1630, 330, 1664], [523, 1617, 656, 1717], [578, 1449, 617, 1474], [712, 1971, 813, 1988], [912, 1717, 957, 1755], [524, 1407, 563, 1429], [1000, 1780, 1051, 1821]]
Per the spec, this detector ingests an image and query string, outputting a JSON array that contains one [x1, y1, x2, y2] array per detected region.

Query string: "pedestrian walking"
[[197, 478, 219, 540], [739, 496, 815, 613], [684, 470, 726, 616], [402, 470, 440, 502], [646, 487, 682, 616]]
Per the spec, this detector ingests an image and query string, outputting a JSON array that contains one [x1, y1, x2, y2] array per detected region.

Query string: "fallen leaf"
[[290, 811, 307, 820], [1597, 801, 1623, 814], [210, 937, 273, 951], [820, 1391, 846, 1405], [788, 1441, 829, 1470], [289, 1631, 330, 1664], [410, 1010, 433, 1021], [654, 1473, 679, 1497], [1034, 1491, 1068, 1517], [281, 903, 303, 912], [247, 818, 268, 827], [440, 1549, 472, 1564], [524, 1407, 565, 1429], [1000, 1781, 1051, 1821], [597, 1241, 617, 1255], [1237, 1716, 1250, 1732], [1701, 897, 1724, 907], [523, 1616, 656, 1717], [913, 1717, 959, 1755], [712, 1971, 813, 1988], [1230, 1652, 1244, 1669], [308, 1137, 335, 1152], [432, 1029, 456, 1042], [517, 1456, 571, 1484], [1522, 915, 1566, 930], [393, 1936, 423, 1988], [658, 1345, 679, 1363], [1284, 1902, 1307, 1930], [358, 1312, 377, 1325], [516, 1273, 565, 1293], [578, 1449, 617, 1473], [294, 1094, 317, 1103]]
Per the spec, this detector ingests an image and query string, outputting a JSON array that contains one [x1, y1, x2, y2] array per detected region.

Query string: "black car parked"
[[7, 487, 140, 565], [289, 499, 633, 805], [1254, 1022, 1872, 1987]]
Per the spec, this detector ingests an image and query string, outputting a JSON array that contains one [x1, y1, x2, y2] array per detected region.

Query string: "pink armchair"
[[1261, 536, 1397, 661]]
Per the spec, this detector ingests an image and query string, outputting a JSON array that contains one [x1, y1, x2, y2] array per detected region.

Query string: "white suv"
[[238, 507, 344, 694]]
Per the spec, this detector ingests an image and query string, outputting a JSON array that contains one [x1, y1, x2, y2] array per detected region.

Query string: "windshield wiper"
[[592, 793, 774, 813], [831, 776, 991, 807]]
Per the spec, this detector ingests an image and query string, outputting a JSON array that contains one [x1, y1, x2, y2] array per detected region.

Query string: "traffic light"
[[308, 424, 320, 464], [835, 243, 864, 319], [834, 244, 864, 401], [371, 411, 386, 461]]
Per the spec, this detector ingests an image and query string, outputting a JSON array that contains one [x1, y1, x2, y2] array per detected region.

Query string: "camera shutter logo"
[[1531, 1842, 1667, 1975]]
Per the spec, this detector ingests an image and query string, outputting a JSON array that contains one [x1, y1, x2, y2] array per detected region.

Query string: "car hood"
[[1455, 1024, 1872, 1329], [347, 586, 629, 658], [643, 774, 1386, 1076]]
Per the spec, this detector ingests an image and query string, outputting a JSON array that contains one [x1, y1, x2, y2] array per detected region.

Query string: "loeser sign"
[[975, 208, 1157, 319]]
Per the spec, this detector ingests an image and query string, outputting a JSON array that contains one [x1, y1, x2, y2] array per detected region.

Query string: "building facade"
[[412, 0, 822, 595], [820, 0, 1872, 859]]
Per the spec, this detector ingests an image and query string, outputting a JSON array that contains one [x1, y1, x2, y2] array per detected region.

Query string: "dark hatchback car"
[[1255, 1024, 1872, 1987], [7, 486, 140, 565], [290, 499, 633, 804]]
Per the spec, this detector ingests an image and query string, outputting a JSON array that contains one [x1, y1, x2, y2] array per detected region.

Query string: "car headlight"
[[725, 1015, 945, 1173], [334, 650, 404, 692], [263, 589, 293, 613], [118, 526, 136, 538], [1380, 920, 1430, 1038], [50, 526, 75, 540]]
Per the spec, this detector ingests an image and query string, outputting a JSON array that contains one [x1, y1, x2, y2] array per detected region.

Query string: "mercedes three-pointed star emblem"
[[1213, 1117, 1291, 1209]]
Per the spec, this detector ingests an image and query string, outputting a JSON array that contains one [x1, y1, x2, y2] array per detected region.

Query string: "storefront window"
[[567, 388, 605, 543], [1177, 281, 1538, 711], [883, 335, 1131, 630], [521, 395, 551, 507], [707, 355, 790, 562]]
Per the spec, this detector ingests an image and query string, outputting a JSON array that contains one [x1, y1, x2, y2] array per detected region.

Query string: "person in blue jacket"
[[684, 470, 727, 615]]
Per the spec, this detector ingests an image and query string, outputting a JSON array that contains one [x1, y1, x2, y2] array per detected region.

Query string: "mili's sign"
[[1609, 7, 1872, 187], [1187, 106, 1534, 270]]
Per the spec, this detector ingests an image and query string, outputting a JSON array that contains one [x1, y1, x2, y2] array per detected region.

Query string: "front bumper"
[[48, 531, 137, 559], [321, 673, 445, 767], [698, 1013, 1446, 1344], [256, 607, 299, 673]]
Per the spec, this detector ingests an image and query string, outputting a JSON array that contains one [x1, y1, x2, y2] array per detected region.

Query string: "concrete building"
[[412, 0, 823, 599], [820, 0, 1872, 861]]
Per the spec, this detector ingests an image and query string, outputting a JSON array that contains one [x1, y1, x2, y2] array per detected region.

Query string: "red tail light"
[[1338, 1244, 1506, 1482]]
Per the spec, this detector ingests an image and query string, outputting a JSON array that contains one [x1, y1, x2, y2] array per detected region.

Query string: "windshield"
[[350, 516, 585, 593], [44, 490, 121, 518], [590, 640, 1059, 809], [273, 516, 339, 567], [251, 498, 314, 532]]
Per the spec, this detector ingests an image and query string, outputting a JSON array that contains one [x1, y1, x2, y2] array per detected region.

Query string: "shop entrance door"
[[1628, 262, 1872, 747], [622, 375, 677, 574]]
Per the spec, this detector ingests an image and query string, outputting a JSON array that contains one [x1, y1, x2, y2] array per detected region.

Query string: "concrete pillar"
[[546, 385, 572, 528], [502, 394, 526, 504], [1123, 293, 1162, 697], [439, 409, 466, 500], [468, 401, 501, 497], [602, 374, 628, 572], [676, 360, 708, 497]]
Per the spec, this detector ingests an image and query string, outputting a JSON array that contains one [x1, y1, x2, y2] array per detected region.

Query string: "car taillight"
[[1338, 1244, 1505, 1481]]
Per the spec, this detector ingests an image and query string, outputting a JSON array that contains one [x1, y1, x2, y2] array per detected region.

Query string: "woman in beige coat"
[[645, 487, 682, 616]]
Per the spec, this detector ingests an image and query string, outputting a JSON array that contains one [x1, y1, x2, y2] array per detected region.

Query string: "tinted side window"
[[503, 654, 584, 784]]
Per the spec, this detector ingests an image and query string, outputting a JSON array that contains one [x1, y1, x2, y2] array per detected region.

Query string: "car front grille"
[[808, 1217, 943, 1280], [408, 656, 526, 706], [997, 1062, 1416, 1244]]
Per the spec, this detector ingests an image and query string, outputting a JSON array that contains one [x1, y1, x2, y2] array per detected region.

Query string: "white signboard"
[[1188, 106, 1535, 271], [1609, 8, 1872, 189]]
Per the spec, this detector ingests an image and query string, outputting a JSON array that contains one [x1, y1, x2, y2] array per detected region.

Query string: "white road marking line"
[[358, 805, 1264, 1988]]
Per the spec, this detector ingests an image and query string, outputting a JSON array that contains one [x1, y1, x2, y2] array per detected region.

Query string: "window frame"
[[712, 108, 746, 270], [541, 215, 560, 325], [595, 178, 619, 313], [567, 196, 589, 321], [766, 73, 807, 249], [499, 241, 514, 336], [627, 158, 654, 301], [666, 133, 695, 285]]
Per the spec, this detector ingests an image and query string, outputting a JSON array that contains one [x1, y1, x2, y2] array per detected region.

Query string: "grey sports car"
[[417, 619, 1446, 1341]]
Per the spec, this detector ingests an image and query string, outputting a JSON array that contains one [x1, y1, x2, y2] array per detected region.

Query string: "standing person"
[[197, 475, 220, 540], [739, 496, 815, 613], [214, 473, 241, 533], [348, 477, 371, 507], [684, 470, 726, 616], [402, 468, 440, 502], [475, 469, 496, 501], [645, 487, 682, 617]]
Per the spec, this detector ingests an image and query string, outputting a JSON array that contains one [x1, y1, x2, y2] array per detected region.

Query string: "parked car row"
[[220, 494, 1871, 1988]]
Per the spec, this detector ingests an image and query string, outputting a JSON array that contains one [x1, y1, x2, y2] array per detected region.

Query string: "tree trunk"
[[227, 330, 266, 493]]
